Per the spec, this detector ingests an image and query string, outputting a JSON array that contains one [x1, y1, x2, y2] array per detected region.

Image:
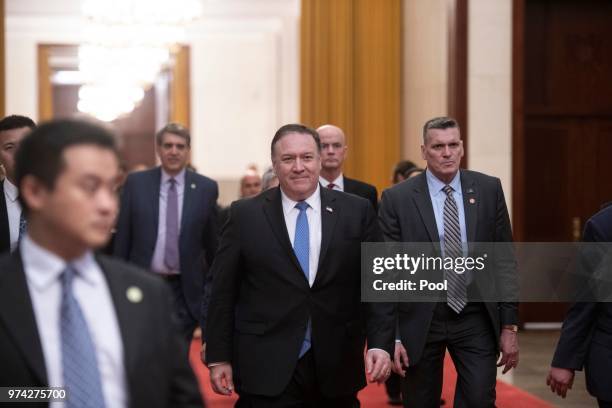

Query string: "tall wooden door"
[[516, 0, 612, 323]]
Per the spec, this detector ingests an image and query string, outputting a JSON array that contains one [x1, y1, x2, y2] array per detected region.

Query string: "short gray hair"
[[261, 167, 278, 191], [155, 123, 191, 147], [422, 117, 459, 143]]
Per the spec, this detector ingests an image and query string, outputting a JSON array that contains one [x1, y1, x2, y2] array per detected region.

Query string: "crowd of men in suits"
[[0, 113, 610, 408]]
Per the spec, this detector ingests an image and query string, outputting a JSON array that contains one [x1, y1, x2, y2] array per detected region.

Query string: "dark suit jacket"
[[206, 187, 395, 397], [552, 205, 612, 401], [0, 180, 10, 253], [0, 253, 202, 408], [113, 167, 218, 321], [343, 176, 378, 212], [379, 170, 518, 365]]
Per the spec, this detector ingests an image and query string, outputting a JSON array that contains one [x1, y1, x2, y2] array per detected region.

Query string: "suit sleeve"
[[368, 186, 379, 213], [159, 280, 205, 407], [378, 189, 402, 242], [493, 178, 519, 326], [199, 184, 220, 334], [551, 216, 605, 370], [205, 202, 242, 364], [203, 182, 220, 268], [362, 200, 395, 356], [113, 177, 133, 260]]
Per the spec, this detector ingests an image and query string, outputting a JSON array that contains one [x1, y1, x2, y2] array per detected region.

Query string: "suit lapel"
[[412, 173, 441, 243], [461, 170, 478, 243], [150, 167, 162, 237], [0, 254, 48, 384], [0, 181, 10, 251], [343, 177, 355, 194], [180, 171, 195, 238], [96, 256, 142, 379], [262, 188, 305, 281], [316, 188, 338, 275]]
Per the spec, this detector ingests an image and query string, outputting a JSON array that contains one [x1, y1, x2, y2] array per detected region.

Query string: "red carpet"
[[189, 341, 552, 407]]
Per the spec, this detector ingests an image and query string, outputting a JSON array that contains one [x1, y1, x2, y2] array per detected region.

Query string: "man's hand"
[[546, 367, 575, 398], [497, 329, 519, 374], [200, 342, 207, 364], [392, 341, 410, 377], [209, 363, 234, 395], [365, 349, 392, 384]]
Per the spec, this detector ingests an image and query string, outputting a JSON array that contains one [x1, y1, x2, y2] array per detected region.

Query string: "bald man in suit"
[[317, 124, 378, 211]]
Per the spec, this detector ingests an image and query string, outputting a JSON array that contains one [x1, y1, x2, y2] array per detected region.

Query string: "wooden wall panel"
[[301, 0, 401, 194], [170, 45, 191, 128], [37, 45, 54, 122], [0, 0, 5, 117], [447, 0, 468, 168]]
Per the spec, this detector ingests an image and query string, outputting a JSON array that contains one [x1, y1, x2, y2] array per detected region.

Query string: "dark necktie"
[[18, 211, 27, 241], [17, 196, 27, 243], [60, 265, 106, 408], [327, 183, 336, 189], [442, 185, 467, 313], [164, 178, 180, 271], [293, 201, 311, 357]]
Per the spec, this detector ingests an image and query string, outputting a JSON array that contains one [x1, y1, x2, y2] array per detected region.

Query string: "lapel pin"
[[469, 198, 476, 204], [326, 206, 334, 213], [126, 286, 143, 303], [466, 188, 474, 194], [191, 183, 196, 189]]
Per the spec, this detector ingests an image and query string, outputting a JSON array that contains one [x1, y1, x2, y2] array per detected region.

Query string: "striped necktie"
[[60, 265, 106, 408], [18, 209, 27, 244], [442, 185, 467, 313]]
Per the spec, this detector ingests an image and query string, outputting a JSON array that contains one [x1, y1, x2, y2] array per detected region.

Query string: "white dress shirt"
[[21, 236, 127, 408], [319, 174, 344, 192], [151, 168, 185, 274], [3, 179, 22, 251], [281, 185, 322, 287]]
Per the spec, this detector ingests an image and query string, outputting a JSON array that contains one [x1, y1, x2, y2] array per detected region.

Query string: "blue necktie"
[[18, 209, 27, 242], [293, 201, 311, 357], [60, 265, 106, 408]]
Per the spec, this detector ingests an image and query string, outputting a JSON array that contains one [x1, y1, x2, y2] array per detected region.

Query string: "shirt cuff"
[[207, 361, 230, 368], [367, 348, 390, 359]]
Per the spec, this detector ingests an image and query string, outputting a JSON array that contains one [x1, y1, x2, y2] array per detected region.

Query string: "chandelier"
[[77, 0, 202, 121]]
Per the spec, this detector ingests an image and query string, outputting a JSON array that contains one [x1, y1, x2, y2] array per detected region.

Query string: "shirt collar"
[[3, 179, 19, 202], [281, 184, 321, 214], [319, 174, 344, 190], [426, 169, 462, 197], [161, 167, 186, 187], [20, 235, 100, 292]]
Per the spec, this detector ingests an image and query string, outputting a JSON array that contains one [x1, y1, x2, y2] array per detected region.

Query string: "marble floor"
[[497, 330, 598, 407]]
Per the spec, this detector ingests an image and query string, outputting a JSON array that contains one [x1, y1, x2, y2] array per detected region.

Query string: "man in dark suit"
[[547, 205, 612, 407], [113, 123, 218, 340], [317, 124, 378, 211], [379, 116, 519, 407], [0, 115, 36, 253], [205, 124, 395, 407], [0, 119, 202, 408]]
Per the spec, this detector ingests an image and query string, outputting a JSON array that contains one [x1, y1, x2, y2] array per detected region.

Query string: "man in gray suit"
[[379, 116, 519, 407]]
